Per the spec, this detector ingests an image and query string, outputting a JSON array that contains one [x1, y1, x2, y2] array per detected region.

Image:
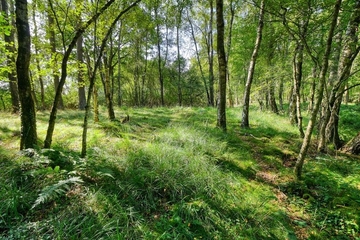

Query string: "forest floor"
[[0, 105, 360, 239]]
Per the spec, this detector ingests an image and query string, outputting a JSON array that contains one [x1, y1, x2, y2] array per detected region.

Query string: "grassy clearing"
[[0, 106, 359, 239]]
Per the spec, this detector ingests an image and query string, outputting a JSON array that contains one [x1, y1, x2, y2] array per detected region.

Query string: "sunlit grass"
[[0, 105, 359, 239]]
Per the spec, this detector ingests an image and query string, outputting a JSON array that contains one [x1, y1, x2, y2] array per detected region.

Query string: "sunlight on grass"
[[1, 106, 359, 239]]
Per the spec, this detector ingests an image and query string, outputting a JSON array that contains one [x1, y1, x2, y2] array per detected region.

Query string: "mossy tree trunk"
[[15, 0, 37, 149]]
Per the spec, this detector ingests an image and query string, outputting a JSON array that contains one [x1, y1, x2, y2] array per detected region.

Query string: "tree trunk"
[[307, 67, 318, 114], [155, 6, 165, 106], [295, 0, 341, 180], [93, 85, 99, 122], [241, 0, 265, 128], [2, 0, 20, 113], [268, 80, 278, 114], [341, 132, 360, 155], [77, 33, 86, 110], [44, 0, 116, 148], [117, 21, 123, 107], [318, 0, 360, 152], [81, 0, 141, 157], [47, 11, 64, 110], [100, 56, 116, 120], [31, 2, 45, 110], [208, 0, 215, 106], [76, 0, 86, 110], [293, 43, 305, 137], [278, 79, 284, 110], [216, 0, 227, 130], [226, 0, 235, 107], [188, 12, 210, 105], [176, 17, 183, 106], [15, 0, 37, 149]]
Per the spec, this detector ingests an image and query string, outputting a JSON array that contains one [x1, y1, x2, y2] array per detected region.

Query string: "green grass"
[[0, 106, 359, 239]]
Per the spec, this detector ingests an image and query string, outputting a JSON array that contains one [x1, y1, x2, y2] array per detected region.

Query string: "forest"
[[1, 0, 360, 239]]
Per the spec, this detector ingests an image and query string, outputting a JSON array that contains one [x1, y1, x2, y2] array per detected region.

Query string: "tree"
[[44, 0, 116, 148], [318, 0, 360, 151], [1, 0, 20, 113], [241, 0, 265, 128], [294, 0, 342, 180], [81, 0, 141, 157], [76, 0, 86, 110], [15, 0, 37, 149], [216, 0, 226, 130], [47, 3, 64, 110]]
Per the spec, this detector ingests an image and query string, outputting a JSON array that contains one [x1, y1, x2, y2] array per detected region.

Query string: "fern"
[[31, 177, 83, 210]]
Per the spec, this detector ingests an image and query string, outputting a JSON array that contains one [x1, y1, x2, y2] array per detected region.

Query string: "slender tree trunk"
[[176, 19, 183, 106], [307, 67, 318, 114], [208, 0, 215, 106], [31, 2, 45, 110], [188, 13, 210, 104], [295, 0, 342, 180], [77, 33, 86, 110], [93, 85, 99, 122], [100, 56, 116, 120], [76, 0, 86, 110], [226, 0, 235, 107], [155, 6, 165, 106], [216, 0, 227, 130], [44, 0, 116, 148], [268, 80, 278, 113], [141, 35, 148, 106], [15, 0, 37, 149], [81, 0, 141, 157], [117, 21, 123, 107], [2, 0, 20, 113], [241, 0, 265, 128], [293, 43, 305, 137], [47, 12, 64, 110], [279, 79, 284, 110]]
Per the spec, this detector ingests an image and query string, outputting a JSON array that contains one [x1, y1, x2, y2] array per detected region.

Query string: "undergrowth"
[[0, 106, 359, 239]]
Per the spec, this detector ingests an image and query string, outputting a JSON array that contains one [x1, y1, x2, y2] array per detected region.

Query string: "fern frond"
[[31, 177, 83, 210]]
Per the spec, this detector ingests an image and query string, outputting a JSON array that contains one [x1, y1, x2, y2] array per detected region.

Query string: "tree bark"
[[226, 0, 235, 107], [216, 0, 227, 130], [77, 32, 86, 110], [341, 132, 360, 154], [241, 0, 265, 128], [208, 0, 215, 106], [15, 0, 37, 149], [154, 5, 165, 106], [295, 0, 342, 180], [176, 6, 183, 106], [76, 0, 86, 110], [293, 43, 305, 138], [1, 0, 20, 113]]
